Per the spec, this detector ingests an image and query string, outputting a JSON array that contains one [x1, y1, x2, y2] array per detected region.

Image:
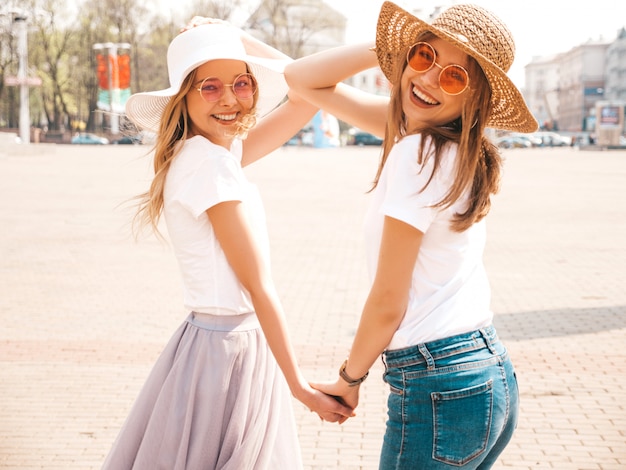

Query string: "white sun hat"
[[125, 23, 289, 132]]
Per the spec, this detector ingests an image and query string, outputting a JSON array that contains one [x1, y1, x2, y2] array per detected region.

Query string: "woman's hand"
[[310, 379, 361, 411], [180, 16, 230, 33], [295, 384, 355, 424]]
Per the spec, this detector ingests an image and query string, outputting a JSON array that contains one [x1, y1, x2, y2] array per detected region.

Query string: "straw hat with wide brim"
[[125, 23, 289, 133], [375, 1, 538, 133]]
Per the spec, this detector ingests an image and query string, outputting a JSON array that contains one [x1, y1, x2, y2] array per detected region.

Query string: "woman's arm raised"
[[285, 43, 389, 138]]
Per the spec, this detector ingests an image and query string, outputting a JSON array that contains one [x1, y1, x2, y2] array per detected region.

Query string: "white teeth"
[[213, 113, 237, 121], [412, 86, 438, 105]]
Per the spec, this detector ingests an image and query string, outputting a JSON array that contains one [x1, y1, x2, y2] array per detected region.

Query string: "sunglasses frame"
[[195, 72, 258, 103], [406, 42, 470, 96]]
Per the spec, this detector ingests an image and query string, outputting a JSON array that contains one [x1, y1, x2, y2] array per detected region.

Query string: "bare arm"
[[312, 216, 422, 408], [207, 201, 354, 422], [284, 42, 389, 138], [242, 90, 317, 166], [211, 21, 320, 165]]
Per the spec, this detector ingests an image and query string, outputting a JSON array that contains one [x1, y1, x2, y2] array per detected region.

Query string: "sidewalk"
[[0, 144, 624, 469]]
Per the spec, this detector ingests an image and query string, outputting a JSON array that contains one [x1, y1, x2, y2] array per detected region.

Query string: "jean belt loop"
[[479, 327, 498, 355], [418, 343, 436, 371]]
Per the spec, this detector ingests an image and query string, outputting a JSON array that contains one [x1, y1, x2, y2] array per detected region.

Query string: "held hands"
[[310, 378, 361, 412], [295, 360, 370, 424], [298, 383, 355, 424], [309, 359, 368, 420]]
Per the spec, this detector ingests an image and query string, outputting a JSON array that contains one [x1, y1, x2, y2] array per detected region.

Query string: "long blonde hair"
[[132, 66, 259, 238], [374, 34, 502, 232]]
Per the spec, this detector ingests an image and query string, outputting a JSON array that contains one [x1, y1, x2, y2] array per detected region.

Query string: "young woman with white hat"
[[102, 20, 352, 470], [285, 1, 538, 468]]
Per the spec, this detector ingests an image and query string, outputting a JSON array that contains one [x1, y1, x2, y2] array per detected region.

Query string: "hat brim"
[[375, 1, 538, 133], [125, 56, 289, 133]]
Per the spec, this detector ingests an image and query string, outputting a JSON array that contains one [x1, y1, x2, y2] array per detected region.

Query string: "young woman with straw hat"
[[286, 1, 538, 468], [101, 20, 353, 470]]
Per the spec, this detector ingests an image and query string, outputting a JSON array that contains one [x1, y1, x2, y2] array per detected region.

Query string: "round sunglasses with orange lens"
[[195, 73, 258, 102], [407, 42, 469, 95]]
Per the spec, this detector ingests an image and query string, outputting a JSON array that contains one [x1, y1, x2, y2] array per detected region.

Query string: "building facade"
[[524, 54, 561, 130], [605, 28, 626, 102], [524, 32, 626, 134]]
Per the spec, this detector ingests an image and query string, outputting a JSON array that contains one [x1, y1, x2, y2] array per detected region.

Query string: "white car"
[[532, 132, 571, 147]]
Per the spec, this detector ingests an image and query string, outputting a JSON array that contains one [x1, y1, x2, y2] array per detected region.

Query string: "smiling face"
[[400, 36, 470, 131], [185, 59, 255, 148]]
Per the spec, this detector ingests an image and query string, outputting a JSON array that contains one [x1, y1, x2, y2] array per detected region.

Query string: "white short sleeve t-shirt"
[[363, 134, 493, 349], [163, 136, 270, 315]]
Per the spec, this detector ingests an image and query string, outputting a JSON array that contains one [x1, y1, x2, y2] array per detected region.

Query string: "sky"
[[330, 0, 626, 88]]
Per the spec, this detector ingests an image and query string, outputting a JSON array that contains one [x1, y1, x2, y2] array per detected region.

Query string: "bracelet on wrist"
[[339, 359, 369, 387]]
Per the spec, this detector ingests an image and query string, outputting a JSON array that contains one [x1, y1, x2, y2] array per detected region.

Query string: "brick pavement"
[[0, 143, 624, 469]]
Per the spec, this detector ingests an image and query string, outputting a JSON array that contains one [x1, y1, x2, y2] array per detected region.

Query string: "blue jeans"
[[379, 325, 519, 469]]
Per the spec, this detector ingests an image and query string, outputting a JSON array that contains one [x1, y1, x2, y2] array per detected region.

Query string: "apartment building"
[[524, 29, 626, 134]]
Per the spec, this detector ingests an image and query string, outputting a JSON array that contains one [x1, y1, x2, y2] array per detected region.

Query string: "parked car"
[[283, 128, 314, 146], [71, 133, 109, 145], [112, 134, 141, 145], [349, 131, 383, 146], [510, 132, 542, 147], [495, 135, 532, 149], [285, 135, 300, 146], [532, 131, 571, 147]]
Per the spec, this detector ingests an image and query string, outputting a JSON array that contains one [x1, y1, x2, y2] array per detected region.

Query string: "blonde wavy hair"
[[132, 66, 259, 238], [374, 32, 502, 232]]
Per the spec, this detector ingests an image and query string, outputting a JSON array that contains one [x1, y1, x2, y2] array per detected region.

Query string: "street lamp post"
[[15, 13, 30, 144], [2, 11, 41, 145]]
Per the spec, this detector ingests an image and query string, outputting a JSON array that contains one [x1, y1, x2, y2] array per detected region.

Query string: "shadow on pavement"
[[494, 305, 626, 341]]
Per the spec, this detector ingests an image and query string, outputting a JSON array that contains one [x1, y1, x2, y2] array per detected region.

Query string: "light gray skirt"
[[102, 312, 303, 470]]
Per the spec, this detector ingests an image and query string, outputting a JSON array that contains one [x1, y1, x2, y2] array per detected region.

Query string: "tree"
[[246, 0, 346, 59], [27, 0, 77, 131]]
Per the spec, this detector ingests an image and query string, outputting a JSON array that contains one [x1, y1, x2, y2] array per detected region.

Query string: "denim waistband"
[[187, 311, 260, 332], [382, 325, 502, 368]]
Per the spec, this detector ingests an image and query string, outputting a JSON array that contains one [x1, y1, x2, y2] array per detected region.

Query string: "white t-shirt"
[[364, 134, 493, 349], [163, 136, 270, 315]]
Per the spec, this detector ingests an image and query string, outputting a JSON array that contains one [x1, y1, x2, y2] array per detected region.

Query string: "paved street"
[[0, 142, 625, 469]]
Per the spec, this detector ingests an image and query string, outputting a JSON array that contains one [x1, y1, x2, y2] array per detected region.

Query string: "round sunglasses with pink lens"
[[195, 73, 258, 102]]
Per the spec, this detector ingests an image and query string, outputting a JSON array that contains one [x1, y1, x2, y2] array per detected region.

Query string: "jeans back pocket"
[[432, 379, 493, 466]]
